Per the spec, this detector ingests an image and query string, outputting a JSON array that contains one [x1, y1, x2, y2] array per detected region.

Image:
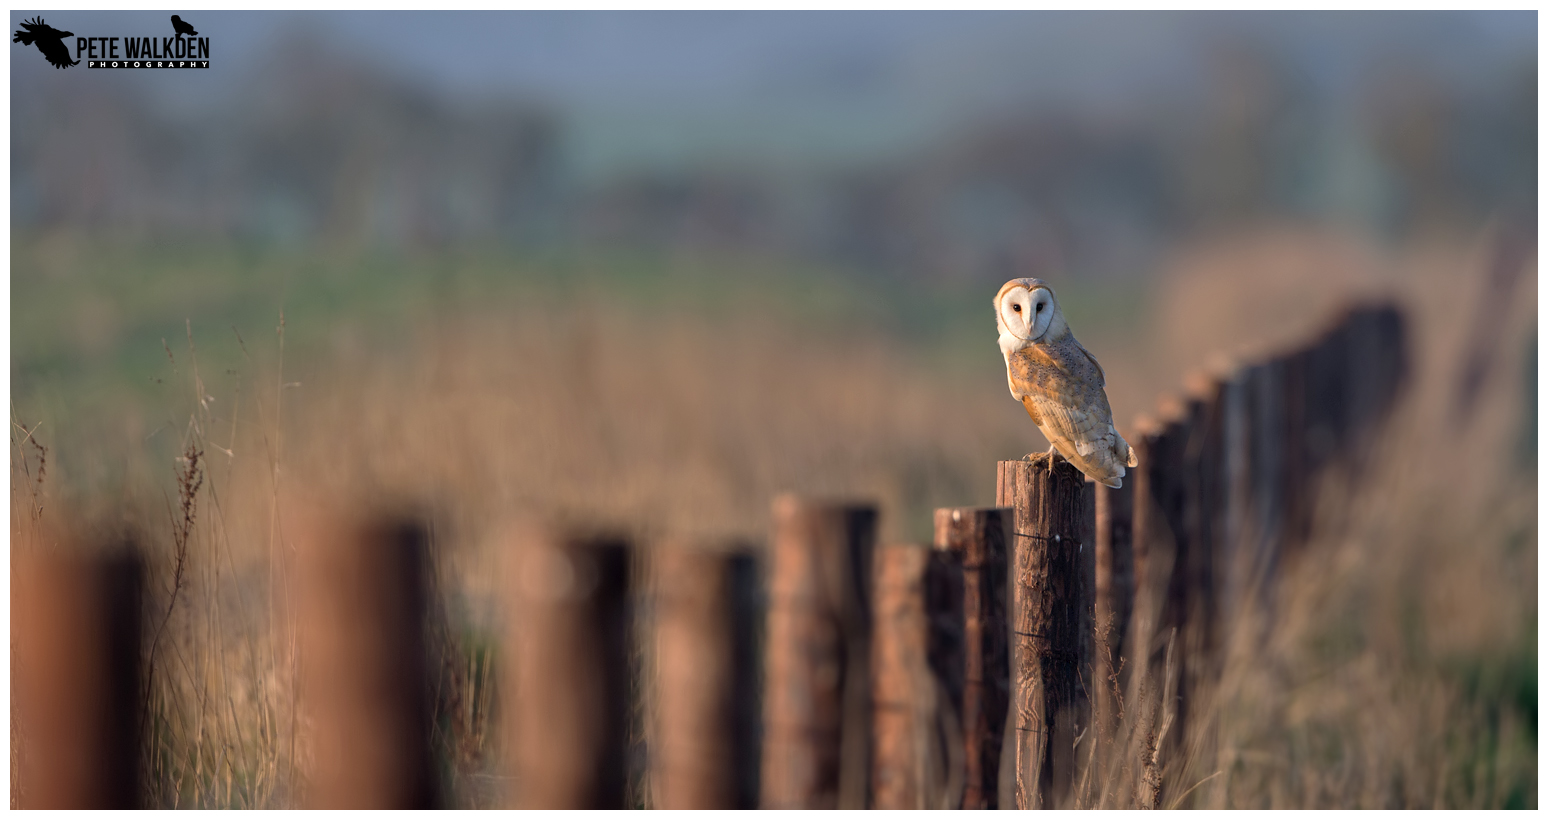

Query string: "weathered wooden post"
[[1126, 415, 1160, 710], [760, 496, 876, 809], [1303, 321, 1349, 481], [1245, 360, 1286, 608], [1216, 365, 1251, 626], [12, 544, 143, 809], [1127, 410, 1181, 810], [870, 543, 963, 809], [1093, 478, 1133, 758], [650, 543, 761, 809], [1185, 374, 1224, 615], [932, 506, 1010, 809], [1342, 304, 1409, 473], [1079, 478, 1097, 718], [294, 512, 437, 809], [996, 455, 1091, 810], [1182, 372, 1230, 803], [1372, 305, 1410, 429], [504, 529, 633, 808], [922, 544, 966, 807], [1157, 397, 1204, 796], [1343, 307, 1383, 453], [1280, 348, 1311, 558]]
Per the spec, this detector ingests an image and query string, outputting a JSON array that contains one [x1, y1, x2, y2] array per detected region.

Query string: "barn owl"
[[995, 278, 1137, 488]]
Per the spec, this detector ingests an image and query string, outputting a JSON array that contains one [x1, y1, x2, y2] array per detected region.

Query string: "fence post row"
[[1114, 303, 1409, 806], [12, 303, 1411, 810]]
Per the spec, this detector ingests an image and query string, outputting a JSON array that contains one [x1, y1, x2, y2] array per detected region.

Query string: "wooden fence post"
[[1372, 306, 1410, 429], [1303, 322, 1349, 481], [1126, 415, 1159, 709], [870, 543, 963, 809], [1280, 349, 1311, 557], [650, 543, 761, 809], [1343, 308, 1382, 451], [1342, 305, 1409, 473], [1182, 373, 1228, 799], [1245, 360, 1286, 608], [760, 496, 876, 809], [294, 512, 437, 809], [996, 455, 1091, 810], [12, 544, 143, 809], [923, 545, 966, 807], [1217, 366, 1251, 626], [1153, 399, 1201, 796], [1183, 375, 1225, 667], [1093, 479, 1133, 763], [932, 506, 1010, 809], [1079, 479, 1097, 735], [1127, 411, 1176, 810], [504, 529, 633, 808]]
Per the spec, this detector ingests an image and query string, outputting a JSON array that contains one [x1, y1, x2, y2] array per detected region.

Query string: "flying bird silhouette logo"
[[12, 17, 77, 69], [170, 15, 198, 38]]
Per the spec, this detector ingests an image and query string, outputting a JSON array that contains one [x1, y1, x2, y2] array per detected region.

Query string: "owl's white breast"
[[999, 332, 1028, 399]]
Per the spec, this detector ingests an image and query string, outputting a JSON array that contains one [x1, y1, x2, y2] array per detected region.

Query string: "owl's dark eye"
[[1036, 303, 1044, 313], [1012, 304, 1021, 312]]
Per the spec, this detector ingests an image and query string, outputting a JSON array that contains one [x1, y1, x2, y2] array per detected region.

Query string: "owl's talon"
[[1046, 444, 1063, 470], [1023, 449, 1064, 469]]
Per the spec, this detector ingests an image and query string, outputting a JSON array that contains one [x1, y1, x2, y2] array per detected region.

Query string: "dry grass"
[[1070, 226, 1537, 810], [10, 225, 1535, 808], [1173, 230, 1539, 810]]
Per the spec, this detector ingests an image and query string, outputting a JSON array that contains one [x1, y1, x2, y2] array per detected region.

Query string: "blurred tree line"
[[11, 26, 1535, 283]]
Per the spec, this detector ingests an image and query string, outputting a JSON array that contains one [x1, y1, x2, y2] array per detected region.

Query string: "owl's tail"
[[1118, 431, 1139, 468], [1089, 432, 1138, 489]]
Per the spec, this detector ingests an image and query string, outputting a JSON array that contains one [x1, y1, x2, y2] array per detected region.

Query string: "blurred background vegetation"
[[13, 11, 1535, 462], [10, 10, 1537, 808]]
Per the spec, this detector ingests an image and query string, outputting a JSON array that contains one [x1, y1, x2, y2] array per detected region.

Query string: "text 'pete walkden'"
[[80, 35, 209, 68]]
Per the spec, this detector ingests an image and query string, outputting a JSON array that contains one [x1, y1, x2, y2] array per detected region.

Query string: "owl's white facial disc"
[[1000, 285, 1055, 341], [999, 286, 1031, 338]]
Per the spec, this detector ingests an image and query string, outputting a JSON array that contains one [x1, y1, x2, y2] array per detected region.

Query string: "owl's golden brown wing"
[[1008, 340, 1134, 487]]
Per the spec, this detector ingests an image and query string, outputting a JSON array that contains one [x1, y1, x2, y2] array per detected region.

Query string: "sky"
[[9, 10, 1537, 178]]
